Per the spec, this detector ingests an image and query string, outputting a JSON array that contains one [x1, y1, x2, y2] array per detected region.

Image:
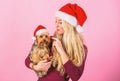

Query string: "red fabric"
[[33, 25, 46, 36], [58, 3, 87, 26], [25, 55, 31, 69]]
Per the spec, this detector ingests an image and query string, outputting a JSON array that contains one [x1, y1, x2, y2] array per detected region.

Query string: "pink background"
[[0, 0, 120, 81]]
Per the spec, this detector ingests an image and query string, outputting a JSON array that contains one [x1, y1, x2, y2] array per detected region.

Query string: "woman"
[[25, 3, 87, 81]]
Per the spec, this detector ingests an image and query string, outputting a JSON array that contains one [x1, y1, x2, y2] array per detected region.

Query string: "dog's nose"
[[44, 40, 46, 42]]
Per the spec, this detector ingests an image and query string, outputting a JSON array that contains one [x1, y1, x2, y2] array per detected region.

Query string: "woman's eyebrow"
[[58, 20, 62, 21]]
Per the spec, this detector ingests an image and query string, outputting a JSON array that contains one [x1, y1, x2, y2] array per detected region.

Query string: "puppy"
[[29, 32, 52, 77]]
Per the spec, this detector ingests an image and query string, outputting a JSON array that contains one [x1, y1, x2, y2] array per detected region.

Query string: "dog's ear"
[[34, 40, 38, 45], [48, 36, 53, 49]]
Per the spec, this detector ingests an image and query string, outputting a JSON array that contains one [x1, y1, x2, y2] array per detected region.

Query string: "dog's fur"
[[29, 32, 52, 77]]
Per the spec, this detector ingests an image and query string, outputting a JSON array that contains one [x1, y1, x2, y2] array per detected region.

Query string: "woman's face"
[[55, 17, 64, 35]]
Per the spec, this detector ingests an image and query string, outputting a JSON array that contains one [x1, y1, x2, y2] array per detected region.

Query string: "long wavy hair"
[[52, 19, 86, 75]]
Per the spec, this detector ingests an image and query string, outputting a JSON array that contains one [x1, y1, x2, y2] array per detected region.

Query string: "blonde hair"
[[52, 20, 86, 75]]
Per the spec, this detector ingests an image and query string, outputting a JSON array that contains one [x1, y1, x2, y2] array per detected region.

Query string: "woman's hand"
[[52, 37, 69, 64], [33, 60, 52, 72], [52, 37, 65, 55]]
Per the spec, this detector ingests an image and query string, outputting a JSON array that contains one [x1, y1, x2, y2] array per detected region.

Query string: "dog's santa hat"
[[32, 25, 48, 40], [55, 3, 87, 33]]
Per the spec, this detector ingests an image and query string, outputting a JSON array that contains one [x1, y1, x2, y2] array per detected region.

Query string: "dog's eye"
[[45, 35, 48, 38], [40, 36, 43, 38]]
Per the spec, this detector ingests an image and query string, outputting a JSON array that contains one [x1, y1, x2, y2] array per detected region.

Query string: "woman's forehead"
[[56, 17, 62, 21]]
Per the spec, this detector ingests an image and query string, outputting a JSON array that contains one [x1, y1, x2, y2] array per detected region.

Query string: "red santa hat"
[[55, 3, 87, 33], [32, 25, 48, 40]]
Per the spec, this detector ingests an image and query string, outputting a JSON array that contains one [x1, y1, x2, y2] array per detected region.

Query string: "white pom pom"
[[32, 36, 36, 40], [76, 25, 84, 33]]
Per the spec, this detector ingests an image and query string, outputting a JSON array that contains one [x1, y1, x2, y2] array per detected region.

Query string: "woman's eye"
[[59, 22, 62, 24], [55, 21, 57, 23]]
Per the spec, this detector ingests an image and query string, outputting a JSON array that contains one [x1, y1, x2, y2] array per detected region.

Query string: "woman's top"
[[25, 45, 87, 81]]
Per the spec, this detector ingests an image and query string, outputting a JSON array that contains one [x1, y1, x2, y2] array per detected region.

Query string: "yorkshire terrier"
[[29, 32, 52, 77]]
